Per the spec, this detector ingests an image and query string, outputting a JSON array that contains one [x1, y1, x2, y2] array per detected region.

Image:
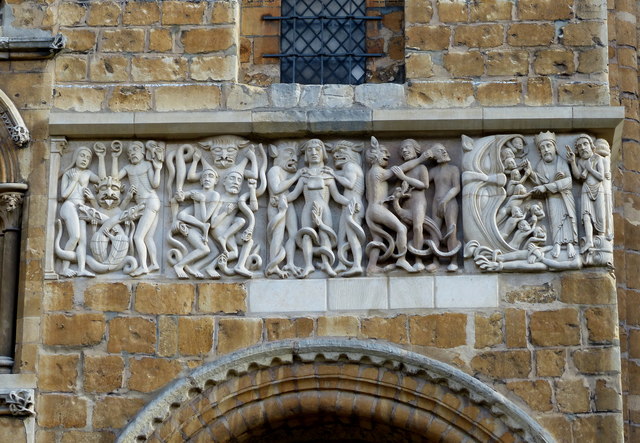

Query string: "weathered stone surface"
[[128, 357, 182, 393], [217, 318, 262, 355], [471, 350, 532, 378], [101, 29, 145, 52], [190, 56, 236, 81], [87, 1, 121, 26], [178, 317, 214, 355], [0, 417, 26, 441], [477, 82, 522, 106], [85, 282, 129, 311], [123, 1, 160, 25], [54, 87, 106, 112], [454, 24, 503, 48], [55, 56, 87, 82], [504, 282, 556, 303], [475, 313, 503, 348], [317, 316, 359, 337], [265, 318, 314, 340], [108, 317, 156, 353], [320, 85, 354, 108], [83, 355, 124, 393], [518, 0, 572, 20], [60, 431, 115, 443], [556, 378, 590, 413], [410, 314, 467, 348], [407, 81, 474, 108], [505, 309, 526, 348], [506, 380, 553, 411], [507, 23, 555, 46], [534, 49, 576, 75], [406, 0, 433, 23], [572, 415, 623, 442], [444, 52, 484, 76], [134, 283, 194, 315], [537, 349, 565, 377], [60, 29, 97, 52], [470, 0, 512, 20], [530, 309, 580, 346], [361, 316, 408, 344], [43, 281, 74, 311], [578, 48, 606, 74], [161, 1, 206, 25], [89, 55, 129, 82], [93, 396, 146, 429], [37, 394, 88, 428], [43, 314, 105, 346], [158, 316, 178, 358], [406, 26, 451, 50], [355, 84, 406, 108], [269, 83, 301, 108], [39, 353, 78, 392], [58, 3, 87, 26], [149, 29, 173, 52], [211, 2, 236, 24], [437, 0, 467, 22], [225, 84, 269, 109], [198, 283, 246, 314], [563, 22, 605, 46], [558, 82, 609, 105], [155, 85, 222, 112], [526, 77, 553, 105], [405, 52, 434, 79], [181, 29, 235, 53], [108, 86, 151, 112], [561, 273, 616, 304], [573, 348, 620, 374], [595, 379, 621, 411], [585, 307, 617, 343], [131, 57, 187, 81]]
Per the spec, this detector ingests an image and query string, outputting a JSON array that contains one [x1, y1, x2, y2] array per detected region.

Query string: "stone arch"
[[118, 339, 554, 443], [0, 87, 29, 183]]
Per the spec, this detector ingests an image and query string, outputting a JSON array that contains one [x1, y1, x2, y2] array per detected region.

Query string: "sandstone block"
[[506, 380, 552, 411], [471, 350, 531, 378], [108, 85, 151, 112], [59, 29, 96, 52], [241, 6, 279, 36], [406, 26, 451, 50], [108, 317, 156, 353], [558, 82, 609, 105], [572, 415, 623, 442], [573, 348, 619, 374], [556, 378, 590, 413], [518, 0, 572, 20], [155, 85, 221, 112], [158, 316, 178, 357], [217, 318, 262, 355], [537, 415, 573, 443], [410, 314, 467, 348], [317, 316, 359, 337], [536, 349, 565, 377], [265, 318, 314, 340], [89, 55, 129, 82], [360, 316, 408, 344], [37, 394, 87, 428], [58, 3, 87, 26], [630, 329, 640, 358], [578, 48, 605, 74], [149, 29, 173, 52], [470, 0, 512, 20], [129, 357, 182, 392], [43, 313, 105, 346], [405, 52, 434, 79], [132, 57, 187, 82], [382, 11, 403, 32], [406, 0, 433, 23], [454, 24, 503, 48], [60, 431, 115, 443], [85, 282, 129, 311], [560, 273, 616, 304], [585, 307, 617, 343], [55, 55, 87, 82], [178, 317, 214, 355], [161, 1, 206, 25], [134, 283, 194, 314], [505, 309, 526, 348], [54, 86, 106, 112], [84, 355, 124, 393], [507, 23, 555, 46], [526, 77, 553, 106], [595, 379, 621, 411], [563, 22, 605, 46], [182, 28, 235, 53], [38, 353, 78, 392], [0, 417, 26, 441], [198, 283, 246, 314], [533, 49, 575, 75], [101, 29, 145, 52], [437, 0, 468, 22], [443, 51, 484, 77], [93, 396, 146, 429], [487, 51, 529, 75], [477, 81, 522, 106], [43, 281, 74, 311], [211, 2, 236, 24], [225, 83, 269, 109], [253, 36, 279, 64], [474, 312, 502, 348], [190, 55, 237, 81], [87, 1, 121, 26], [123, 1, 160, 25], [617, 47, 638, 69], [407, 81, 474, 108], [240, 37, 251, 63], [530, 309, 580, 346]]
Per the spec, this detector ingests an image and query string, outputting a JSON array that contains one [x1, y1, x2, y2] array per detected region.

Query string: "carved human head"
[[432, 143, 450, 164], [200, 168, 219, 190], [400, 139, 421, 161], [0, 193, 21, 212], [331, 140, 362, 169], [595, 138, 611, 157], [95, 176, 124, 210], [127, 141, 145, 165], [510, 136, 525, 153], [366, 137, 389, 166], [517, 219, 531, 231], [574, 134, 594, 160], [301, 139, 327, 165], [202, 135, 250, 170], [74, 146, 93, 169], [530, 203, 545, 218], [510, 169, 521, 181], [271, 142, 298, 173], [511, 205, 524, 217], [223, 171, 243, 194], [534, 131, 557, 163]]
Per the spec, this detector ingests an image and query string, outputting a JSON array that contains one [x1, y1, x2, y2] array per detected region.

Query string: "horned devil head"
[[95, 176, 124, 210], [200, 135, 250, 170]]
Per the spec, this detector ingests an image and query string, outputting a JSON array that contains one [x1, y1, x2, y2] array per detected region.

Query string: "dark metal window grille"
[[264, 0, 382, 85]]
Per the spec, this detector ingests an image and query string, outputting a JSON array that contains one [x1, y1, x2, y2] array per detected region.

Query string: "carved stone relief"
[[49, 132, 614, 279]]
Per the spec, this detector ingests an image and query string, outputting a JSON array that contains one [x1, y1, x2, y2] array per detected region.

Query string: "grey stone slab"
[[269, 83, 301, 108], [328, 277, 387, 310], [308, 109, 372, 134], [133, 111, 252, 138], [435, 275, 498, 308], [355, 84, 406, 109], [572, 106, 624, 129], [251, 110, 308, 136], [389, 276, 435, 309], [482, 107, 573, 133], [372, 108, 483, 134], [248, 279, 327, 313], [49, 112, 135, 137]]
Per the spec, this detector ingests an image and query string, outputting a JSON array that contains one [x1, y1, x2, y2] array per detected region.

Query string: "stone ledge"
[[49, 106, 624, 139]]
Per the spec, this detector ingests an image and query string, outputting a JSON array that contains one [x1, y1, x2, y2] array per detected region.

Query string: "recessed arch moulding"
[[46, 130, 617, 280], [118, 339, 555, 443]]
